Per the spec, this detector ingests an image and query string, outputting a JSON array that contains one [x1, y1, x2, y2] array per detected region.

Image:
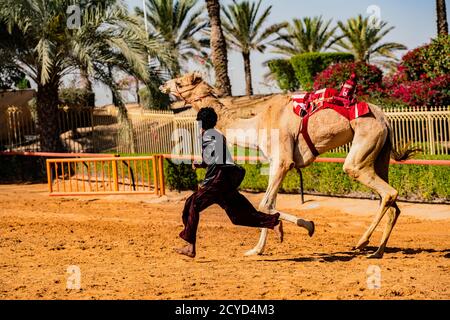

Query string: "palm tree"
[[135, 0, 208, 76], [437, 0, 449, 35], [221, 0, 286, 95], [336, 15, 407, 68], [0, 0, 171, 152], [205, 0, 232, 97], [271, 16, 339, 56]]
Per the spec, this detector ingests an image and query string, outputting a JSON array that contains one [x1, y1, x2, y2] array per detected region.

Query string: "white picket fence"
[[3, 105, 449, 155], [111, 106, 450, 156]]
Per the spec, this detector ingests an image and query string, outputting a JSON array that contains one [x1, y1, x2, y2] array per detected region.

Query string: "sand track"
[[0, 184, 449, 300]]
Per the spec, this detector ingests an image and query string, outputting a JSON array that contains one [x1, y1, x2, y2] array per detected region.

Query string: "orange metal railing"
[[45, 153, 450, 197], [46, 156, 165, 196]]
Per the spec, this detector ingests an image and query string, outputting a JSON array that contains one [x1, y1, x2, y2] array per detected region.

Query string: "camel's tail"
[[387, 125, 422, 162]]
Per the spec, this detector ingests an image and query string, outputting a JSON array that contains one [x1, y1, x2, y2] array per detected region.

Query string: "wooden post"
[[46, 160, 53, 193], [152, 156, 159, 195], [112, 159, 119, 192], [428, 114, 436, 155], [158, 155, 165, 196]]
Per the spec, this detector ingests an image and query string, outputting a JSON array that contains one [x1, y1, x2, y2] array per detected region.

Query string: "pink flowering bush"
[[387, 74, 450, 106], [384, 36, 450, 106], [312, 37, 449, 107], [398, 46, 429, 81], [313, 61, 383, 96]]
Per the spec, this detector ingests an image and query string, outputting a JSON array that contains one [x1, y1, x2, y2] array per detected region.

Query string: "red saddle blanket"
[[292, 88, 370, 121], [291, 88, 371, 157]]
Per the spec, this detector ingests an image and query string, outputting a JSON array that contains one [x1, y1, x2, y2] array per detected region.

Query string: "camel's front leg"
[[244, 159, 292, 256]]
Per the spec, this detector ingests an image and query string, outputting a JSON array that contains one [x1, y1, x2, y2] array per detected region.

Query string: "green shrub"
[[59, 88, 95, 107], [15, 77, 31, 90], [195, 160, 449, 202], [0, 48, 24, 90], [165, 160, 198, 192], [422, 35, 450, 79], [0, 155, 47, 182], [290, 52, 354, 91], [399, 35, 450, 81], [268, 59, 299, 91]]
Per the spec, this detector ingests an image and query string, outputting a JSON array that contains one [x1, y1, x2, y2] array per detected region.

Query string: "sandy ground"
[[0, 183, 449, 300]]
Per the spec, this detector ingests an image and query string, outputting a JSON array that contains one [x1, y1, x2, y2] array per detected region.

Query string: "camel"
[[160, 72, 414, 259]]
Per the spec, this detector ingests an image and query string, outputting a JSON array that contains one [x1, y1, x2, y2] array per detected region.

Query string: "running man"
[[174, 107, 314, 258]]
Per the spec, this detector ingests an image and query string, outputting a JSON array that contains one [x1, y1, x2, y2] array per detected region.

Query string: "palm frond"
[[335, 14, 406, 66], [36, 38, 54, 84], [270, 16, 337, 56]]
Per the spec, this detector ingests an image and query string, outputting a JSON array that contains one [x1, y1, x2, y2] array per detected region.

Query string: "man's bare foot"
[[174, 244, 196, 258], [274, 220, 284, 243]]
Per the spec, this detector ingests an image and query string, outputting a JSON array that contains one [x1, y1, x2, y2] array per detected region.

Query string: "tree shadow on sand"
[[260, 247, 450, 263]]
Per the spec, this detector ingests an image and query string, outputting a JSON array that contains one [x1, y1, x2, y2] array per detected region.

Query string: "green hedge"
[[0, 155, 47, 182], [195, 159, 449, 202], [7, 150, 444, 202], [290, 52, 354, 91], [164, 160, 198, 192], [97, 153, 450, 202], [115, 152, 449, 202], [59, 88, 95, 107], [268, 59, 299, 91]]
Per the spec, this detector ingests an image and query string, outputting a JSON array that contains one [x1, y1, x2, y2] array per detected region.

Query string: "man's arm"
[[192, 162, 207, 170]]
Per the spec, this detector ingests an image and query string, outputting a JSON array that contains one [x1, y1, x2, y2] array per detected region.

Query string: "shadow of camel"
[[364, 246, 450, 256], [260, 250, 361, 263], [260, 247, 450, 263]]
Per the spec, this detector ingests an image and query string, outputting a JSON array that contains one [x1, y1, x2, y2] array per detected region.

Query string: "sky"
[[93, 0, 448, 103]]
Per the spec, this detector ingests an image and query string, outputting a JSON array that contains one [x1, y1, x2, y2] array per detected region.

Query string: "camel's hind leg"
[[367, 135, 401, 259], [347, 166, 398, 254], [344, 118, 399, 258], [370, 203, 400, 258]]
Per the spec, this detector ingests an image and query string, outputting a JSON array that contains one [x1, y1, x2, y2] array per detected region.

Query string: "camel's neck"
[[190, 94, 262, 151], [190, 95, 250, 132]]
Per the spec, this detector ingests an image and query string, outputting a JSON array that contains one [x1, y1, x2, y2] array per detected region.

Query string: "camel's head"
[[159, 72, 210, 103]]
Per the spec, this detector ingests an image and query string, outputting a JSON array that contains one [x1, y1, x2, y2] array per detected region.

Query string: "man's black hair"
[[196, 107, 218, 130]]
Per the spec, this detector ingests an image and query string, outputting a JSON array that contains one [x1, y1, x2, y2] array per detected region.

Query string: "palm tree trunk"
[[135, 76, 140, 105], [205, 0, 232, 97], [437, 0, 449, 35], [36, 82, 62, 152], [111, 90, 136, 154], [107, 66, 136, 153], [242, 51, 253, 96], [80, 68, 95, 106]]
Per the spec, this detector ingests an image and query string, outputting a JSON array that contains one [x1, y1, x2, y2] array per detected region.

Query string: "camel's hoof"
[[244, 248, 263, 257], [367, 251, 384, 259], [353, 240, 370, 251]]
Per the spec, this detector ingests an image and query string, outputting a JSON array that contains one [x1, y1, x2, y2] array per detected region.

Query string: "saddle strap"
[[300, 114, 320, 157]]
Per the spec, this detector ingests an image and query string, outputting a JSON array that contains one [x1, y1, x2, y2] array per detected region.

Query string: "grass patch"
[[91, 151, 450, 201]]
